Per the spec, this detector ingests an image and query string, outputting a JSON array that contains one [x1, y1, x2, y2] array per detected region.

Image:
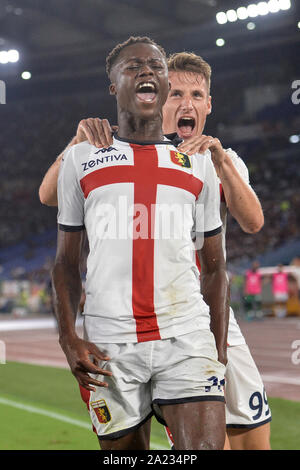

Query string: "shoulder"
[[191, 150, 220, 187], [225, 148, 250, 183], [225, 147, 248, 171], [70, 141, 94, 157], [62, 141, 99, 170], [190, 149, 214, 171]]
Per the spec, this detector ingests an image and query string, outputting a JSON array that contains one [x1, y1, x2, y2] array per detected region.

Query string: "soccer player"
[[161, 52, 271, 450], [51, 37, 229, 450], [39, 51, 271, 450]]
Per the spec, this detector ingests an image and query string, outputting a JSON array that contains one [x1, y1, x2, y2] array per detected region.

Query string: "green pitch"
[[0, 362, 168, 450], [0, 362, 299, 450]]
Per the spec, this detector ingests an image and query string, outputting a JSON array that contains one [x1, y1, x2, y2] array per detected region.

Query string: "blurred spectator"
[[272, 264, 289, 318], [287, 273, 300, 317]]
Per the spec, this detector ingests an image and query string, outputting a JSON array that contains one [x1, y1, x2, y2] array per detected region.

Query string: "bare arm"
[[179, 135, 264, 234], [39, 118, 114, 207], [52, 229, 112, 391], [39, 136, 77, 206], [197, 232, 229, 365], [213, 152, 264, 234]]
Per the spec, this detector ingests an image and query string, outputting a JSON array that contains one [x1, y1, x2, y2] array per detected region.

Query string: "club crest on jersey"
[[91, 399, 111, 424], [170, 150, 191, 168]]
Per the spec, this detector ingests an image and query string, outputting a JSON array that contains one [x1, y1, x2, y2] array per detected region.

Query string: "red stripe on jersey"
[[79, 144, 204, 342], [80, 165, 134, 198], [157, 167, 203, 198], [80, 162, 203, 200], [130, 145, 160, 342]]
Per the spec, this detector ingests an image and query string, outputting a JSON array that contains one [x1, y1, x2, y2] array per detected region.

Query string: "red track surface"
[[1, 315, 300, 401]]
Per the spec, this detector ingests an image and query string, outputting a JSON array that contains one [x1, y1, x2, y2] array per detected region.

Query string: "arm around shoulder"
[[39, 136, 78, 207], [218, 152, 264, 234]]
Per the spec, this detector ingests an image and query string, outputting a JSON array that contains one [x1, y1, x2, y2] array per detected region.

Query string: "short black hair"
[[106, 36, 167, 78]]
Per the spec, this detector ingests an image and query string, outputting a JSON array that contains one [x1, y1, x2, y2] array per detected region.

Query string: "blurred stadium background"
[[0, 0, 300, 450]]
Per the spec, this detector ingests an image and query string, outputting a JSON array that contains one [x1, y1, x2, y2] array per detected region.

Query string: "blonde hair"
[[167, 52, 211, 93]]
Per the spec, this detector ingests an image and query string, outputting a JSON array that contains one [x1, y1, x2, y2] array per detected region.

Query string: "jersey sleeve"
[[225, 148, 250, 184], [57, 146, 85, 231], [195, 155, 222, 238]]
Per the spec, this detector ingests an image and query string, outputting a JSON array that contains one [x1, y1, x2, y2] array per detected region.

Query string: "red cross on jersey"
[[57, 135, 222, 343]]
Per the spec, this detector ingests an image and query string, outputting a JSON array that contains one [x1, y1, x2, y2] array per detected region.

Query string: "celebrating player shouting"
[[79, 53, 271, 451], [49, 37, 229, 450], [40, 47, 271, 450], [162, 52, 271, 450]]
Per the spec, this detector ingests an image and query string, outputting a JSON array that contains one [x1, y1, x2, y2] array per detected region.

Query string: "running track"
[[1, 315, 300, 401]]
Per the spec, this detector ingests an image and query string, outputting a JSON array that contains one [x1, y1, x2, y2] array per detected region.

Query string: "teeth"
[[137, 82, 155, 91], [178, 117, 195, 131]]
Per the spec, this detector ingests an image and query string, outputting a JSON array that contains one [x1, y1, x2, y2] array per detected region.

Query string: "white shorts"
[[80, 329, 225, 439], [165, 342, 272, 449], [225, 344, 272, 428]]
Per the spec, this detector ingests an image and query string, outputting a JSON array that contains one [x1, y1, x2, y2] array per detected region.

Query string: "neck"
[[117, 111, 164, 142]]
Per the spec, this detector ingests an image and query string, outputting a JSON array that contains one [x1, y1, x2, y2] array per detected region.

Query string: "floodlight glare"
[[247, 22, 256, 29], [237, 6, 249, 19], [216, 12, 227, 24], [216, 38, 225, 46], [7, 49, 19, 63], [278, 0, 291, 10], [257, 2, 269, 15], [226, 9, 238, 22], [216, 0, 289, 25], [21, 71, 31, 80], [289, 135, 300, 144], [0, 51, 8, 64], [247, 4, 259, 17], [268, 0, 280, 13]]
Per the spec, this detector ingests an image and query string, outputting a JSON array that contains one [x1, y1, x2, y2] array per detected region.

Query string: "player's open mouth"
[[136, 81, 157, 103], [177, 117, 195, 138]]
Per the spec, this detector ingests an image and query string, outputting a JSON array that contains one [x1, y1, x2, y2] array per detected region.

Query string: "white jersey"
[[57, 135, 222, 343], [220, 149, 249, 346], [195, 148, 250, 346]]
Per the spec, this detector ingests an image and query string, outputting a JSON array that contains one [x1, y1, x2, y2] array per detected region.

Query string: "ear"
[[109, 83, 116, 96], [206, 95, 212, 115]]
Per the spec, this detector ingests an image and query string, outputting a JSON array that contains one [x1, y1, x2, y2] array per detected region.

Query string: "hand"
[[178, 135, 227, 173], [75, 118, 118, 148], [59, 335, 113, 391]]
